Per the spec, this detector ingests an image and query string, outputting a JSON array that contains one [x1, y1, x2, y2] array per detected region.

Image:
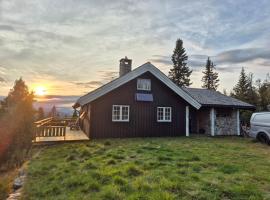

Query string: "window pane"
[[165, 107, 171, 121], [137, 79, 151, 91], [157, 107, 164, 121], [112, 106, 120, 120], [122, 106, 129, 120]]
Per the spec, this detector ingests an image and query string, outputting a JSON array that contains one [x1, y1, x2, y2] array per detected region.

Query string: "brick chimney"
[[119, 56, 132, 77]]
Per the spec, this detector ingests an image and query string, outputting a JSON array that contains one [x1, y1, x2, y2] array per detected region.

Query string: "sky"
[[0, 0, 270, 109]]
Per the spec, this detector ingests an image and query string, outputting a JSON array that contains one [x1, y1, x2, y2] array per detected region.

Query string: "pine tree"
[[231, 67, 249, 101], [37, 107, 45, 120], [257, 74, 270, 110], [50, 105, 57, 118], [0, 78, 34, 166], [2, 78, 33, 108], [201, 57, 219, 90], [168, 39, 192, 87], [72, 109, 78, 118], [246, 73, 259, 106], [231, 68, 255, 123]]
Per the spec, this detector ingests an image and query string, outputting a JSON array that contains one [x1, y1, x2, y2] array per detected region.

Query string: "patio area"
[[34, 129, 89, 143], [33, 117, 89, 143]]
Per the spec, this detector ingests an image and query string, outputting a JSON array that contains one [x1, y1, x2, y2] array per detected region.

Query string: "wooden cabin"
[[73, 57, 254, 138]]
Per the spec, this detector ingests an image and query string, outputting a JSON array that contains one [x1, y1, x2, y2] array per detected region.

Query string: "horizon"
[[1, 0, 270, 105]]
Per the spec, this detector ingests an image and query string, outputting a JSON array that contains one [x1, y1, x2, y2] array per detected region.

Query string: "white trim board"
[[75, 62, 201, 109]]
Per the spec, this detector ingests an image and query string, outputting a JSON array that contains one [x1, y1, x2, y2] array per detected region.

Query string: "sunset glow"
[[34, 86, 47, 96]]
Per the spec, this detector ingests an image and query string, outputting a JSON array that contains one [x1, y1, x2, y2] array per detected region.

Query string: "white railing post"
[[237, 109, 240, 136], [210, 108, 215, 136], [186, 106, 189, 137]]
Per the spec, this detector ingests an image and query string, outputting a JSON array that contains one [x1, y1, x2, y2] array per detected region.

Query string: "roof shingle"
[[183, 88, 255, 109]]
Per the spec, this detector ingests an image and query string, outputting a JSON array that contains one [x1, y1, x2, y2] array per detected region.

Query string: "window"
[[137, 79, 151, 91], [157, 107, 172, 122], [112, 105, 130, 122], [253, 113, 270, 123]]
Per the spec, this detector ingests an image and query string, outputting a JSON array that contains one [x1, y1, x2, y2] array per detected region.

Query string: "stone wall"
[[215, 108, 238, 135], [195, 108, 238, 136]]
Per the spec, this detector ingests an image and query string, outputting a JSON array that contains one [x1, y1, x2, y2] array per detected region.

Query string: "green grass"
[[22, 137, 270, 200]]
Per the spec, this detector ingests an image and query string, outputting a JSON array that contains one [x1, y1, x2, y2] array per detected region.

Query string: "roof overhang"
[[201, 104, 256, 110], [74, 62, 201, 109]]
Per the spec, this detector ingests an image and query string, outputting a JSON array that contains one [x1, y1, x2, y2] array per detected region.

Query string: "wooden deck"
[[34, 129, 89, 143]]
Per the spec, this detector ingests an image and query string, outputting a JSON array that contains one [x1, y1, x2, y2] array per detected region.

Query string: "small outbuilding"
[[74, 57, 255, 138]]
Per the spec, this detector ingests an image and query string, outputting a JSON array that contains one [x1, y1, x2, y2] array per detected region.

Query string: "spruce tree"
[[72, 109, 78, 118], [0, 78, 34, 166], [37, 107, 45, 120], [201, 57, 219, 90], [50, 105, 57, 118], [168, 39, 192, 87], [231, 68, 253, 123], [246, 73, 259, 106], [257, 74, 270, 110], [231, 67, 249, 101]]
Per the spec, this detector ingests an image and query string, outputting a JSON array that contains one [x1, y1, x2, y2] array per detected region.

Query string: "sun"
[[34, 86, 47, 96]]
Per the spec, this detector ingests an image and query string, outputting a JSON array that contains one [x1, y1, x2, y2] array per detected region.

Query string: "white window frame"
[[137, 78, 151, 91], [157, 107, 172, 122], [112, 105, 130, 122]]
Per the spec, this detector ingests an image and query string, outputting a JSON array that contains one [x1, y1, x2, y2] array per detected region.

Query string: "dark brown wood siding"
[[87, 72, 190, 138]]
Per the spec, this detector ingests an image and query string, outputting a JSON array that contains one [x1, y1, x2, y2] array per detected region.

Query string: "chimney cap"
[[120, 56, 131, 61]]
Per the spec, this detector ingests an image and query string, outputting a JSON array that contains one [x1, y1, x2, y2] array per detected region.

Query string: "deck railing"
[[34, 117, 68, 141], [35, 126, 66, 138]]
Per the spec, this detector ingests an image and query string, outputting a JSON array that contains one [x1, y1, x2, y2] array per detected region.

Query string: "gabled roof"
[[183, 87, 255, 109], [75, 62, 201, 109]]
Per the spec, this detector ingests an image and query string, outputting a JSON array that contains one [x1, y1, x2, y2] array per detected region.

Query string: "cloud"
[[214, 48, 270, 64], [97, 70, 118, 82], [72, 80, 103, 88], [0, 25, 15, 31], [150, 54, 204, 71], [0, 0, 270, 94], [151, 47, 270, 73], [70, 70, 118, 91], [0, 77, 5, 82]]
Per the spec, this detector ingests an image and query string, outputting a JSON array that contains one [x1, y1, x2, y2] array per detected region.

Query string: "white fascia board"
[[76, 63, 201, 109]]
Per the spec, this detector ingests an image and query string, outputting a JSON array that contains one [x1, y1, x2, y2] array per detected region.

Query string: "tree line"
[[168, 38, 270, 115]]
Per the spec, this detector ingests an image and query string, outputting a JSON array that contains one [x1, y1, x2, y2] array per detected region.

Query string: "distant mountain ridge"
[[34, 95, 80, 117], [0, 94, 79, 117]]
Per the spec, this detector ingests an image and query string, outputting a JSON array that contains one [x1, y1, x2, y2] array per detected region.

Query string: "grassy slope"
[[22, 137, 270, 200]]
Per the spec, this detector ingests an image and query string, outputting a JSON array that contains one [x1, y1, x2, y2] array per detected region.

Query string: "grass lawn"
[[22, 137, 270, 200]]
